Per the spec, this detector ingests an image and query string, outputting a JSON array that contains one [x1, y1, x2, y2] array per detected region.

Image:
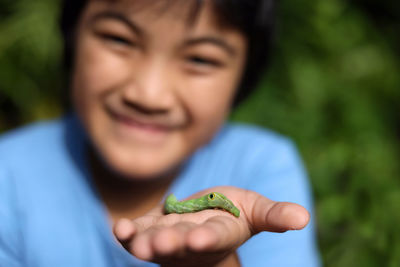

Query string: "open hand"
[[113, 186, 310, 267]]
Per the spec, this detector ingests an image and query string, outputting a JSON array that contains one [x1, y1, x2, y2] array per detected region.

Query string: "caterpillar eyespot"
[[164, 192, 240, 217]]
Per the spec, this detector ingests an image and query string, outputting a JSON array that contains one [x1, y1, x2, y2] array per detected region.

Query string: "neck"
[[88, 147, 176, 222]]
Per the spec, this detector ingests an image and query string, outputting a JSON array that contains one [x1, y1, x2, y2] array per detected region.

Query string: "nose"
[[121, 59, 176, 114]]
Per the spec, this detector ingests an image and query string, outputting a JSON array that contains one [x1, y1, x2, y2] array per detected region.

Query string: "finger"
[[114, 217, 152, 251], [245, 191, 310, 233], [130, 226, 163, 261], [152, 222, 197, 257], [187, 216, 244, 252], [114, 218, 136, 241]]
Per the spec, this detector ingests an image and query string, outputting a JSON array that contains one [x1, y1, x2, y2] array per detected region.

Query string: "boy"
[[0, 0, 320, 266]]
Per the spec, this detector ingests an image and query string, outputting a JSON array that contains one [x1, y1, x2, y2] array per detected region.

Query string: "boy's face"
[[72, 0, 247, 179]]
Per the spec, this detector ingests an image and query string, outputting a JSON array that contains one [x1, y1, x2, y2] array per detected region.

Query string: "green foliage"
[[1, 0, 400, 266], [233, 0, 400, 266], [0, 0, 63, 130]]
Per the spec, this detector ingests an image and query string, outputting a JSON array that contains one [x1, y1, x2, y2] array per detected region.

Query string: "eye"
[[99, 33, 136, 47], [209, 193, 215, 200], [187, 56, 221, 67]]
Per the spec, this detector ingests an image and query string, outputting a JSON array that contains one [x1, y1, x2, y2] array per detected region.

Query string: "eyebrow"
[[90, 11, 236, 56], [90, 11, 144, 37], [183, 37, 236, 56]]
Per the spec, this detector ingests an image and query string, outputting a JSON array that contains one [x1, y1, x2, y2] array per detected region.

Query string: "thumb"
[[243, 191, 310, 234]]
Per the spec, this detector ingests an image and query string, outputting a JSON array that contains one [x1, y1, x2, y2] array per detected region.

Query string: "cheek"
[[190, 71, 238, 117], [181, 73, 238, 143], [71, 36, 131, 140], [72, 36, 130, 102]]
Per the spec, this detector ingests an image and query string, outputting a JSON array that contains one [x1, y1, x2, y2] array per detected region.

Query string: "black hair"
[[60, 0, 275, 107]]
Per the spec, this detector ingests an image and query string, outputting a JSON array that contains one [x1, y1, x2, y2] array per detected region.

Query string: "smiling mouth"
[[105, 106, 177, 143], [116, 113, 169, 132]]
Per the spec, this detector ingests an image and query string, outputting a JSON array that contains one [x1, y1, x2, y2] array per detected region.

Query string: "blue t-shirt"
[[0, 114, 320, 267]]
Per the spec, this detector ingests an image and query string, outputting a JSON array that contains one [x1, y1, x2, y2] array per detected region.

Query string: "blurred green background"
[[1, 0, 400, 266]]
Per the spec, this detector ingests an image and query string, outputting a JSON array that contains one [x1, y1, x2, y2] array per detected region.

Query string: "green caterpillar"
[[164, 192, 240, 217]]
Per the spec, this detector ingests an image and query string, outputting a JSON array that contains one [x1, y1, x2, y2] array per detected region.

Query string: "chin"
[[103, 149, 180, 180]]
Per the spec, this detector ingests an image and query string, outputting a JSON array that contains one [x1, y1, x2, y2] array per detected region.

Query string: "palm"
[[114, 186, 309, 266]]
